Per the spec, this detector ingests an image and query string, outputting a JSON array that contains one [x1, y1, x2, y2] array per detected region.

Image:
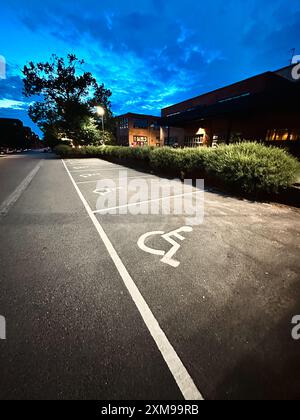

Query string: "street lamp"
[[96, 106, 105, 132]]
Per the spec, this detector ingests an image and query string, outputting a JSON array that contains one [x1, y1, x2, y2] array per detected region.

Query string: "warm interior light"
[[196, 128, 206, 135]]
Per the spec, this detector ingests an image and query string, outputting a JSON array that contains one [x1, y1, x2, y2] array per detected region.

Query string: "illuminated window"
[[266, 129, 300, 141], [133, 136, 148, 146], [184, 135, 204, 147], [290, 130, 300, 141]]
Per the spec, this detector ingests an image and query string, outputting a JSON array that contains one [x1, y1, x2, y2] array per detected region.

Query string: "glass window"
[[266, 129, 299, 141], [184, 135, 204, 147], [133, 136, 148, 146], [119, 118, 129, 129]]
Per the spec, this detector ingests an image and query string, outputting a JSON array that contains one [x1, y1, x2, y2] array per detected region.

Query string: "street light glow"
[[96, 106, 105, 116]]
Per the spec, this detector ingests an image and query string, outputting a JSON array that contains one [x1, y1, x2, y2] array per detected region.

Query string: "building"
[[116, 65, 300, 156], [0, 118, 41, 150], [0, 118, 24, 149], [161, 64, 300, 155], [116, 113, 162, 147]]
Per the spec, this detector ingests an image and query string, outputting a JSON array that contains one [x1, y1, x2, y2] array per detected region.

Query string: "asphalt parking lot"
[[0, 154, 299, 400], [63, 157, 300, 400]]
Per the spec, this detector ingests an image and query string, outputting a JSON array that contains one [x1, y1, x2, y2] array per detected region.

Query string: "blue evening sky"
[[0, 0, 299, 135]]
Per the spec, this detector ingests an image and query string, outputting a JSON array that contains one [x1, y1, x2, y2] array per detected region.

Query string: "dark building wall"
[[0, 118, 24, 148], [162, 72, 274, 117], [161, 66, 300, 154]]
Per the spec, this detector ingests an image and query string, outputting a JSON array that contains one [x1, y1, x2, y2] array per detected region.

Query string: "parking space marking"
[[0, 160, 42, 218], [79, 172, 118, 178], [76, 175, 156, 185], [62, 159, 203, 401], [93, 191, 202, 214], [137, 227, 193, 268], [93, 186, 123, 196], [70, 167, 124, 173]]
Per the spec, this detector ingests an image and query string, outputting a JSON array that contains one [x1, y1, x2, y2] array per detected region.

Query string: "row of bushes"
[[55, 143, 300, 195]]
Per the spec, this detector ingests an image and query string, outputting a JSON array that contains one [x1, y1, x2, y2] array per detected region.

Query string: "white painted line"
[[70, 167, 125, 173], [0, 161, 42, 217], [62, 159, 203, 401], [93, 191, 202, 214], [76, 175, 158, 185]]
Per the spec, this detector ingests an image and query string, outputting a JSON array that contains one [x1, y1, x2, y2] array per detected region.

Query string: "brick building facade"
[[116, 65, 300, 156]]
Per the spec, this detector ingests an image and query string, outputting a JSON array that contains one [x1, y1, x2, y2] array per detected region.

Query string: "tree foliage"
[[22, 54, 114, 146]]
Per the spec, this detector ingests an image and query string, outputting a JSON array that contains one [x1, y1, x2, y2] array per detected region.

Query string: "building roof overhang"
[[161, 77, 300, 127]]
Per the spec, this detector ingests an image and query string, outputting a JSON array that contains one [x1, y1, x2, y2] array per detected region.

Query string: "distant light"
[[96, 106, 105, 116], [196, 128, 206, 135]]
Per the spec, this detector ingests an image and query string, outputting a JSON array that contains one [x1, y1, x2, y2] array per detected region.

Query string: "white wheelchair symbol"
[[137, 226, 193, 268], [93, 187, 123, 196]]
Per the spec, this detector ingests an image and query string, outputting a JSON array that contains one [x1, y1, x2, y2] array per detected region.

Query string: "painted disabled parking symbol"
[[137, 226, 193, 268], [93, 187, 123, 196]]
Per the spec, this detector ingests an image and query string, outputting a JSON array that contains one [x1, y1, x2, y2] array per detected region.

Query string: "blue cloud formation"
[[0, 0, 299, 135]]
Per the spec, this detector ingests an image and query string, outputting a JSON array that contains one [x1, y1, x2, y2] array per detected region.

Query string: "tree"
[[22, 54, 113, 146]]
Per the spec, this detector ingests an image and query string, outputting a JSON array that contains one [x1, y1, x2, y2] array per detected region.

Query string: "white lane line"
[[76, 175, 157, 185], [0, 161, 42, 217], [93, 191, 202, 214], [70, 167, 125, 173], [62, 159, 203, 401]]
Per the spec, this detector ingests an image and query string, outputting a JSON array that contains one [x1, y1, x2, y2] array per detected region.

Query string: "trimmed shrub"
[[178, 148, 211, 176], [54, 145, 74, 157], [55, 142, 300, 195], [149, 147, 182, 175], [204, 142, 300, 193]]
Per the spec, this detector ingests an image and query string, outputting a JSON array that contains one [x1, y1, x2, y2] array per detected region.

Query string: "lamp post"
[[96, 106, 105, 132]]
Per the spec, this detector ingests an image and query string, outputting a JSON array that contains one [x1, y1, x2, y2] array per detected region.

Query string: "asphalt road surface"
[[0, 152, 299, 400]]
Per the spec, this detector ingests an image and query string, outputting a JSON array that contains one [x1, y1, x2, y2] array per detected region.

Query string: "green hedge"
[[204, 143, 300, 193], [55, 143, 300, 194]]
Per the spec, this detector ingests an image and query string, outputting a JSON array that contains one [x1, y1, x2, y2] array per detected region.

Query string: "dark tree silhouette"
[[22, 54, 114, 146]]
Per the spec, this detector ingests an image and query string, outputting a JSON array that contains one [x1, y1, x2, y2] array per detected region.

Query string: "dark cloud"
[[0, 75, 24, 101], [0, 0, 299, 121]]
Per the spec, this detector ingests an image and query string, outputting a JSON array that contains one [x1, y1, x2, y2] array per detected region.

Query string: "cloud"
[[0, 75, 25, 102], [0, 0, 299, 121], [0, 99, 27, 110], [0, 65, 40, 133]]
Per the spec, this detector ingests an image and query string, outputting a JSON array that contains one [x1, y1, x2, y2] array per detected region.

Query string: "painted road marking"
[[93, 191, 202, 214], [80, 172, 109, 178], [62, 159, 203, 401], [71, 167, 124, 173], [93, 187, 123, 196], [78, 170, 145, 178], [76, 176, 156, 185], [0, 161, 42, 218], [137, 226, 193, 268]]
